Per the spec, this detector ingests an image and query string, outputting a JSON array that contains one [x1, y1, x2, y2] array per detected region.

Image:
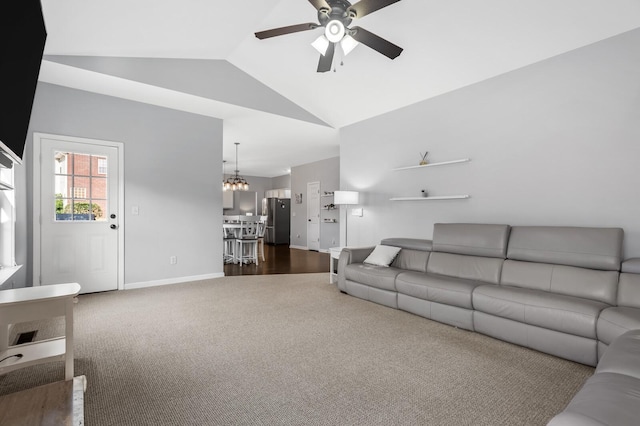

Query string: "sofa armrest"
[[337, 246, 375, 292]]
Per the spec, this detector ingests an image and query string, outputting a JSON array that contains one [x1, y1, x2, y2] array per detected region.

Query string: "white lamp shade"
[[340, 34, 359, 56], [311, 35, 330, 55], [334, 190, 359, 205]]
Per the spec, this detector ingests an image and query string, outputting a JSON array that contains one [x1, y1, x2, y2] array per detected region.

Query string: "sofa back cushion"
[[501, 259, 618, 305], [432, 223, 510, 258], [622, 258, 640, 274], [381, 238, 431, 272], [507, 226, 623, 271], [617, 273, 640, 308], [391, 250, 429, 272], [427, 252, 504, 284], [381, 238, 432, 252]]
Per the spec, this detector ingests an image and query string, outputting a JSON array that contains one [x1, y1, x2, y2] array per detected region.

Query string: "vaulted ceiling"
[[39, 0, 640, 177]]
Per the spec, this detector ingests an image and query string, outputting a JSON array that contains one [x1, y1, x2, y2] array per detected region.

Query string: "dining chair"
[[235, 217, 260, 266], [223, 225, 236, 263], [256, 217, 267, 262]]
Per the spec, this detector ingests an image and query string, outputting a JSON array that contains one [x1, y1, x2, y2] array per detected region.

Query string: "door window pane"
[[73, 153, 91, 176], [94, 157, 108, 175], [91, 177, 107, 199], [54, 151, 109, 222]]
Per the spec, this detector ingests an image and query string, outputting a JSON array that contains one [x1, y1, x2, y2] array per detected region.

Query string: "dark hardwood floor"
[[224, 244, 330, 276]]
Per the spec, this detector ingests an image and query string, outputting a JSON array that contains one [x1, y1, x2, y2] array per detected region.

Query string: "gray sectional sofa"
[[337, 223, 640, 425]]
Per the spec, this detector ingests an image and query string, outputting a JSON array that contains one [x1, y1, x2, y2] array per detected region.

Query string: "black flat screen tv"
[[0, 0, 47, 163]]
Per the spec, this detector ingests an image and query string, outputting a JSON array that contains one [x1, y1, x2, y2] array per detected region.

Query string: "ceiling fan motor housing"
[[318, 0, 353, 28]]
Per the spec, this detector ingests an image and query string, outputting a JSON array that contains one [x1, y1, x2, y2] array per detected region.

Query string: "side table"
[[0, 282, 81, 381], [329, 247, 344, 284]]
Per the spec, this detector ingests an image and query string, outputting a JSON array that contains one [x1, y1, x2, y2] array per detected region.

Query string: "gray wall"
[[222, 174, 292, 215], [291, 156, 340, 250], [271, 174, 291, 191], [340, 28, 640, 257], [23, 83, 224, 287]]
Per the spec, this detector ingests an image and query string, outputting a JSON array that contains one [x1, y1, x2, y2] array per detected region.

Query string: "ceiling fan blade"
[[255, 23, 319, 40], [308, 0, 332, 12], [347, 0, 402, 19], [349, 26, 403, 59], [317, 42, 335, 73]]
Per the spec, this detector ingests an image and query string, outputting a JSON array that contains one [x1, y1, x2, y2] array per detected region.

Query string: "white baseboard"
[[289, 245, 330, 253], [125, 272, 225, 290]]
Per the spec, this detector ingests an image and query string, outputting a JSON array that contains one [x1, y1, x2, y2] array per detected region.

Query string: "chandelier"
[[223, 142, 249, 191]]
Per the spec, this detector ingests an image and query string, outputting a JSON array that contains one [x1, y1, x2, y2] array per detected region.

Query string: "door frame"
[[32, 132, 125, 290]]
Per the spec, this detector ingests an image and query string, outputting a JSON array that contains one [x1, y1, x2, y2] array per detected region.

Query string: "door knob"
[[110, 224, 118, 229], [110, 214, 116, 219]]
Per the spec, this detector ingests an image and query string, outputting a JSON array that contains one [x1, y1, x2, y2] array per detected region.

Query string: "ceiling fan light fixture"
[[340, 34, 359, 56], [325, 20, 345, 43], [311, 35, 330, 55]]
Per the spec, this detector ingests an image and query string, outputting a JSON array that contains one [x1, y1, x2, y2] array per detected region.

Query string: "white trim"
[[290, 246, 332, 254], [125, 272, 225, 290], [33, 132, 125, 290]]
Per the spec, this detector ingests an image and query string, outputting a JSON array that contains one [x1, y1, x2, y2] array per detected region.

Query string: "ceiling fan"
[[255, 0, 403, 73]]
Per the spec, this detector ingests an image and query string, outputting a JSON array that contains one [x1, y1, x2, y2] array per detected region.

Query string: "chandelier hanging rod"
[[223, 142, 250, 191]]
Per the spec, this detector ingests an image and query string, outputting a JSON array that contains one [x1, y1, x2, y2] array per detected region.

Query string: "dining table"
[[223, 215, 261, 238]]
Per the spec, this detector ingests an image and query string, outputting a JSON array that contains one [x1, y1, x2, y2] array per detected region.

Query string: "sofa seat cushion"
[[395, 271, 483, 309], [473, 285, 609, 339], [547, 372, 640, 426], [596, 330, 640, 380], [344, 263, 403, 291], [597, 307, 640, 345]]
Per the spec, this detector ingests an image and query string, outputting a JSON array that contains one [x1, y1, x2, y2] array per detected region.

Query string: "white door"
[[307, 181, 320, 251], [34, 134, 123, 294]]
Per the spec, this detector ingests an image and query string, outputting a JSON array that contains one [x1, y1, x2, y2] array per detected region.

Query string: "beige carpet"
[[0, 274, 593, 425]]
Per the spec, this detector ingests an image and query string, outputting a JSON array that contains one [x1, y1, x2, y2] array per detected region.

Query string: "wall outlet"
[[132, 205, 139, 215], [170, 256, 177, 265], [332, 239, 336, 245], [296, 234, 301, 238]]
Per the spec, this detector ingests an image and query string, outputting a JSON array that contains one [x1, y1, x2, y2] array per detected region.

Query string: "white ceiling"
[[39, 0, 640, 177]]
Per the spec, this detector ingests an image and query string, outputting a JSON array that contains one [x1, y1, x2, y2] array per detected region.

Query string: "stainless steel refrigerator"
[[265, 198, 290, 245]]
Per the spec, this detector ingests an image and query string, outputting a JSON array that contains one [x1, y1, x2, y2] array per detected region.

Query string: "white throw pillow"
[[363, 245, 401, 267]]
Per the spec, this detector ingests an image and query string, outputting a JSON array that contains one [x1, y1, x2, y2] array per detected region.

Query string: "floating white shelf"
[[391, 158, 470, 171], [390, 195, 470, 201]]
